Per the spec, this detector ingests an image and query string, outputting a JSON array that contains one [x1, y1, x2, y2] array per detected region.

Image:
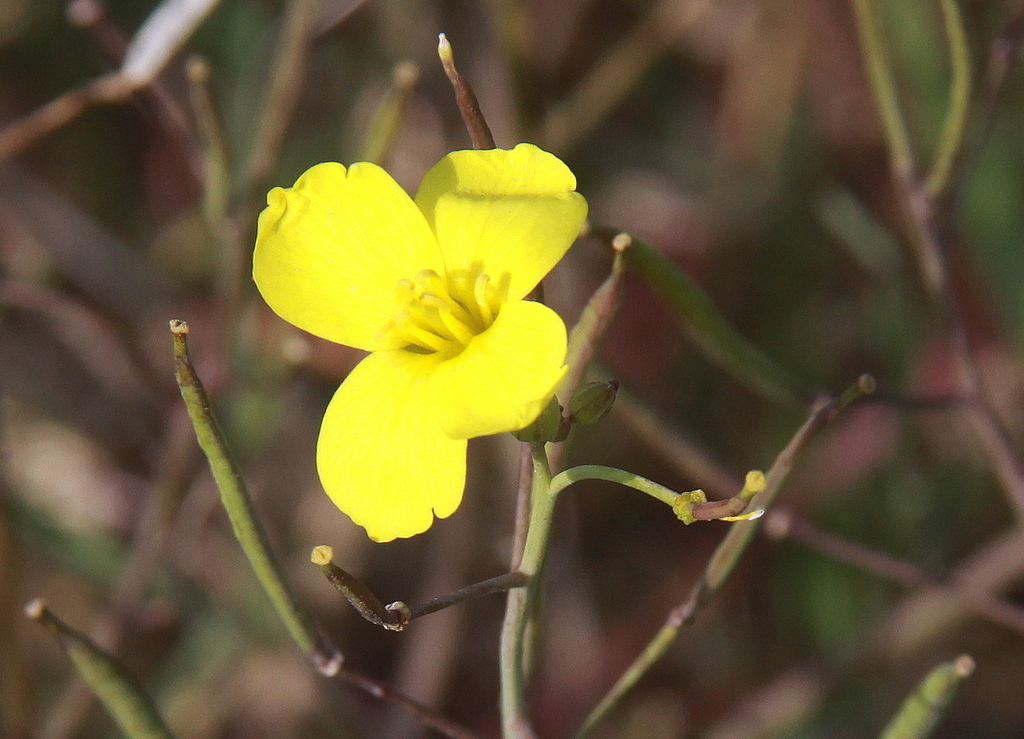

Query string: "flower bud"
[[513, 396, 567, 443], [568, 380, 619, 425]]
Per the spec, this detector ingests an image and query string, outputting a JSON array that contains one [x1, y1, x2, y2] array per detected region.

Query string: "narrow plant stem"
[[0, 72, 131, 161], [499, 443, 555, 739], [184, 55, 248, 357], [765, 509, 1024, 634], [313, 543, 530, 630], [614, 391, 742, 499], [878, 656, 974, 739], [170, 320, 342, 675], [551, 465, 678, 506], [603, 228, 805, 406], [408, 572, 529, 621], [571, 591, 700, 739], [438, 33, 495, 149], [924, 0, 971, 197], [851, 0, 948, 298], [312, 546, 399, 629], [851, 0, 915, 180], [856, 0, 1024, 524], [25, 600, 176, 739], [571, 377, 873, 738], [244, 0, 315, 191], [511, 443, 533, 569], [185, 57, 231, 239], [557, 233, 628, 404], [360, 61, 420, 165], [334, 669, 483, 739]]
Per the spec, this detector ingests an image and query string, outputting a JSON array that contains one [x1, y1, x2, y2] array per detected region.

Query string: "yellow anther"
[[382, 267, 503, 356], [474, 273, 493, 325]]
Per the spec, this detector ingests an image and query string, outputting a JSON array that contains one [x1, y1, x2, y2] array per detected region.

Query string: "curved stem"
[[550, 464, 678, 506], [851, 0, 915, 179], [925, 0, 971, 196], [171, 321, 341, 675], [499, 443, 554, 739]]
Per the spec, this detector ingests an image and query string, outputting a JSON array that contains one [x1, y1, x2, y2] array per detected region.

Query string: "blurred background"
[[2, 0, 1024, 737]]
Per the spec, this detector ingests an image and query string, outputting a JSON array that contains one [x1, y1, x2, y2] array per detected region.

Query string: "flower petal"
[[317, 349, 466, 542], [414, 144, 588, 302], [254, 161, 444, 351], [431, 300, 567, 439]]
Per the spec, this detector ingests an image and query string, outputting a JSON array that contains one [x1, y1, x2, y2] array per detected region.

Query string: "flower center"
[[380, 265, 508, 357]]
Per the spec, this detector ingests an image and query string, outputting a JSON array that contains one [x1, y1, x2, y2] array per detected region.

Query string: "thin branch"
[[853, 0, 1024, 524], [360, 61, 420, 165], [877, 656, 974, 739], [924, 0, 972, 196], [539, 0, 712, 153], [851, 0, 916, 181], [438, 33, 495, 149], [405, 572, 530, 622], [334, 670, 483, 739], [0, 74, 132, 162], [170, 320, 342, 674], [765, 509, 1024, 635], [244, 0, 316, 190], [25, 601, 177, 739], [572, 377, 873, 738]]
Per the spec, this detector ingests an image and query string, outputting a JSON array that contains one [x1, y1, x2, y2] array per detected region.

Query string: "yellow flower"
[[253, 144, 588, 542]]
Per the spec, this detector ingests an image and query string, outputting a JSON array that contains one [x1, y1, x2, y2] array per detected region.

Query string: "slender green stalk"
[[498, 457, 756, 739], [550, 465, 680, 507], [499, 443, 555, 739], [572, 593, 698, 739], [360, 61, 420, 165], [925, 0, 971, 196], [703, 377, 872, 591], [185, 57, 230, 234], [851, 0, 915, 179], [25, 600, 176, 739], [571, 377, 874, 738], [559, 234, 628, 403], [170, 320, 342, 675], [878, 655, 974, 739], [244, 0, 315, 190], [604, 228, 804, 406]]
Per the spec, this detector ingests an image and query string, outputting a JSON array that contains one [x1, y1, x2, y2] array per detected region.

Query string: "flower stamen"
[[420, 294, 476, 346], [381, 265, 509, 356], [392, 311, 461, 354], [474, 274, 493, 326]]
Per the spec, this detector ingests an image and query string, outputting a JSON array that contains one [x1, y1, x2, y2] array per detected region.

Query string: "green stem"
[[878, 655, 974, 739], [25, 600, 176, 739], [550, 465, 678, 506], [571, 377, 874, 738], [924, 0, 971, 197], [558, 235, 628, 403], [499, 443, 555, 739], [244, 0, 315, 191], [605, 228, 805, 406], [851, 0, 915, 179], [360, 61, 420, 164], [170, 320, 341, 675]]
